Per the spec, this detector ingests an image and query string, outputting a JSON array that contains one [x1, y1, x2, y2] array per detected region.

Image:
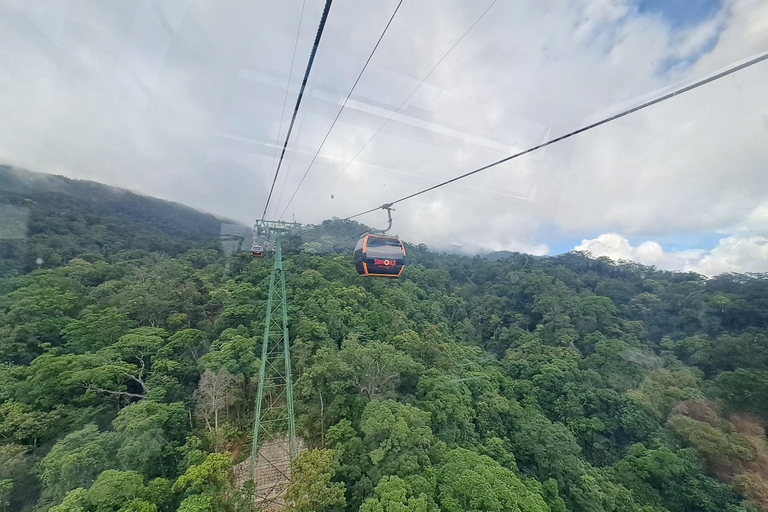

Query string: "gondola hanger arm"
[[370, 204, 394, 234]]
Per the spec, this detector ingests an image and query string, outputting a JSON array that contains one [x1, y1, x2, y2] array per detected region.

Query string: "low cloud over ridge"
[[575, 232, 768, 276]]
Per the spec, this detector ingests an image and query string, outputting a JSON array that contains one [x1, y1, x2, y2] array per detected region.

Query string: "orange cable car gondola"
[[353, 234, 405, 277], [352, 206, 405, 277], [251, 243, 264, 258]]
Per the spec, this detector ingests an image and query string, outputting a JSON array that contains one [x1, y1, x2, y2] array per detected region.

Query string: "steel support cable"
[[278, 0, 405, 221], [341, 51, 768, 220], [273, 52, 768, 247], [298, 0, 498, 220], [267, 0, 307, 191], [261, 0, 334, 221]]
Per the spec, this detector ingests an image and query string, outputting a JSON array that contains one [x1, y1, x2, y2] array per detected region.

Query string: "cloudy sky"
[[1, 0, 767, 275]]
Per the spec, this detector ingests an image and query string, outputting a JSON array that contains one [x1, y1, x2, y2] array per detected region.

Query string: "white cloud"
[[695, 236, 768, 275], [576, 233, 636, 261], [575, 233, 703, 269], [735, 201, 768, 237], [575, 233, 768, 275], [667, 8, 727, 60]]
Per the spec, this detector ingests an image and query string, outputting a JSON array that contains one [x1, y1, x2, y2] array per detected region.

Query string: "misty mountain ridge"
[[0, 165, 241, 275], [0, 165, 237, 232], [0, 166, 658, 272], [484, 250, 551, 262]]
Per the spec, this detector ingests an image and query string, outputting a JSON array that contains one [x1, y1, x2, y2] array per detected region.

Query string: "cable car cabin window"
[[365, 237, 402, 258], [353, 235, 405, 277]]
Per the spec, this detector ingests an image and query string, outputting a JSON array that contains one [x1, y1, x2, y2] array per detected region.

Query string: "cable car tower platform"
[[249, 219, 302, 509]]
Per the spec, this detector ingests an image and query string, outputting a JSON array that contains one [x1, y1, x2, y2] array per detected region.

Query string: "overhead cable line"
[[261, 0, 334, 221], [343, 51, 768, 220], [267, 1, 306, 193], [298, 0, 498, 220], [278, 0, 405, 221], [279, 53, 768, 244]]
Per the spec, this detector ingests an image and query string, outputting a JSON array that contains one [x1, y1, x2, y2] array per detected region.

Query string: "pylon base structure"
[[250, 226, 299, 510]]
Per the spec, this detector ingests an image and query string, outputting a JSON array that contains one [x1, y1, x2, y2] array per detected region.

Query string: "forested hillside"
[[2, 173, 768, 512], [0, 166, 227, 276]]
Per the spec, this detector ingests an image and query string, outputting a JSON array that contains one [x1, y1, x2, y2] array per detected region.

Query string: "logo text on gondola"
[[374, 259, 396, 267]]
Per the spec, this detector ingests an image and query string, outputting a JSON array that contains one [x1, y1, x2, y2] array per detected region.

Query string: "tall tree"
[[194, 368, 236, 451]]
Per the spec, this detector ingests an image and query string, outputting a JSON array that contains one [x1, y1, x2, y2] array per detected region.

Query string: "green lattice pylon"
[[250, 236, 296, 508]]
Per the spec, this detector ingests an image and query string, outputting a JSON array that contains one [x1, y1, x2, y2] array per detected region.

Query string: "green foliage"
[[119, 501, 158, 512], [36, 424, 118, 502], [360, 476, 429, 512], [63, 308, 136, 354], [112, 401, 189, 477], [0, 166, 223, 276], [712, 369, 768, 418], [47, 470, 170, 512], [176, 494, 213, 512], [0, 443, 37, 511], [171, 453, 231, 512], [286, 449, 346, 512], [612, 444, 746, 512], [172, 453, 231, 495], [626, 368, 704, 419], [0, 479, 12, 512], [0, 400, 65, 446], [416, 372, 474, 445], [49, 488, 88, 512], [511, 408, 584, 484], [339, 337, 423, 399], [435, 448, 549, 512], [0, 277, 88, 362], [361, 400, 433, 482], [81, 470, 147, 511], [199, 328, 259, 381], [2, 174, 768, 511], [667, 414, 757, 467]]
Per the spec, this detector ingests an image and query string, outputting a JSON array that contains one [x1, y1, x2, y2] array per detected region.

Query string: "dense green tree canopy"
[[1, 172, 767, 511]]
